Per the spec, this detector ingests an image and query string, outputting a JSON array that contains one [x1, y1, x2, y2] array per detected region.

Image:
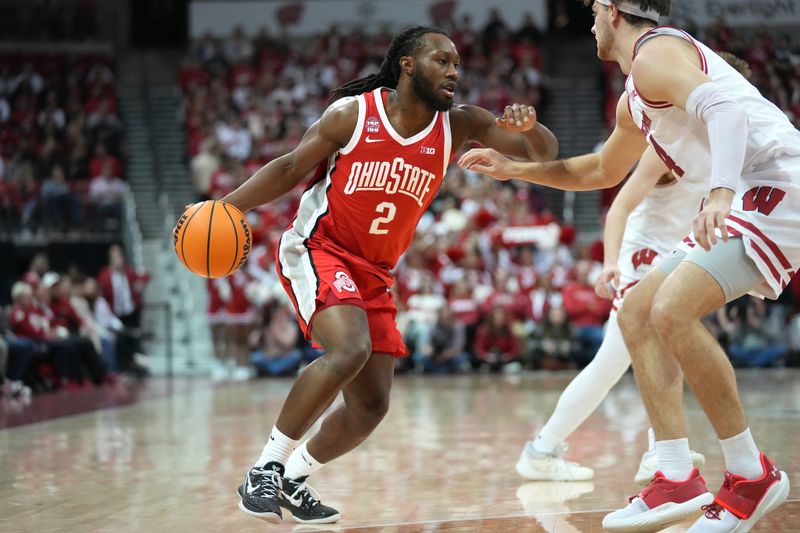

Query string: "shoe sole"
[[634, 452, 706, 486], [731, 472, 790, 533], [236, 489, 282, 524], [279, 498, 342, 524], [602, 492, 714, 533], [515, 460, 594, 481]]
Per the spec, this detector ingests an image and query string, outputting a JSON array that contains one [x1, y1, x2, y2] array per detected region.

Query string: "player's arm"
[[221, 98, 358, 213], [457, 103, 559, 161], [632, 39, 747, 250], [459, 93, 647, 190], [595, 147, 669, 299]]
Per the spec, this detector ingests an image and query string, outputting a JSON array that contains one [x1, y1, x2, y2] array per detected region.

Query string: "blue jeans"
[[250, 349, 304, 376], [412, 351, 470, 374], [728, 344, 787, 368], [5, 337, 38, 381], [576, 326, 605, 364]]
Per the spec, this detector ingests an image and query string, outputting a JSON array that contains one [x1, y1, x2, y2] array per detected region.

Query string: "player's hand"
[[458, 148, 517, 180], [693, 188, 734, 251], [495, 104, 537, 132], [594, 265, 621, 300]]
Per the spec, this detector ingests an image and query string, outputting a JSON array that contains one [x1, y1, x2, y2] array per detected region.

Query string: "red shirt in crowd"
[[562, 281, 611, 327]]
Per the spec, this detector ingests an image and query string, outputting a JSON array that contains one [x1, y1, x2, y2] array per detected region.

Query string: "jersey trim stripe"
[[340, 95, 366, 155], [727, 214, 791, 269], [632, 27, 708, 108], [373, 87, 439, 146], [277, 232, 317, 326], [442, 110, 452, 177]]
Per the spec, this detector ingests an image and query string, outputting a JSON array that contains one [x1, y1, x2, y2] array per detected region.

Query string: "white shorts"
[[612, 241, 673, 312], [676, 162, 800, 300]]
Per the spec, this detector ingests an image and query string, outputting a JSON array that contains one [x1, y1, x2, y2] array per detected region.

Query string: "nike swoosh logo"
[[365, 136, 384, 143], [284, 492, 303, 507]]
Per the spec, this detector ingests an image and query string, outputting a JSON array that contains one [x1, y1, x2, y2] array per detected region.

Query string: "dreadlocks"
[[328, 26, 447, 103]]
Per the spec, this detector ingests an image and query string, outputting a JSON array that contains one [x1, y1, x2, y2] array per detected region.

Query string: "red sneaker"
[[602, 468, 714, 532], [688, 453, 789, 532]]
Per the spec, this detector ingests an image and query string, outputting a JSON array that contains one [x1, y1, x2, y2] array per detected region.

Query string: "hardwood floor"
[[1, 370, 798, 532]]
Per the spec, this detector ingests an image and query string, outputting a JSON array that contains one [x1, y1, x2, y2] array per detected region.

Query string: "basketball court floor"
[[2, 370, 798, 532]]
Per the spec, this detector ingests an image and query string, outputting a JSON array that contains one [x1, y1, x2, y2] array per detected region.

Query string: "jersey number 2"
[[369, 202, 396, 235]]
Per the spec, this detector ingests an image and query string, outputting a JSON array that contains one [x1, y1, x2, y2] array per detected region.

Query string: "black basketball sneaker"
[[279, 476, 341, 524], [237, 461, 284, 523]]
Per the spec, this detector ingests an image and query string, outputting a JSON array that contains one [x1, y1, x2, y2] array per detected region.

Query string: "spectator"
[[88, 142, 123, 179], [412, 306, 470, 374], [8, 281, 85, 387], [42, 164, 82, 231], [474, 306, 521, 373], [532, 306, 577, 370], [88, 160, 127, 230], [562, 259, 610, 364], [250, 301, 305, 377], [190, 137, 221, 201], [726, 297, 788, 368], [97, 244, 149, 331]]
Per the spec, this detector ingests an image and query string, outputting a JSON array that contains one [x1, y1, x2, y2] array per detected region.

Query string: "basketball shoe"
[[515, 442, 594, 481], [279, 476, 341, 524], [602, 468, 714, 532], [634, 429, 706, 485], [237, 461, 284, 523], [687, 453, 789, 532]]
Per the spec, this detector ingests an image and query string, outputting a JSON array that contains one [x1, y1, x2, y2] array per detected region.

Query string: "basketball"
[[173, 200, 251, 278]]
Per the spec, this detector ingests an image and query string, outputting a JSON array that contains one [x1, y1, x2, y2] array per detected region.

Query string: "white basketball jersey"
[[622, 180, 702, 256], [625, 27, 800, 194]]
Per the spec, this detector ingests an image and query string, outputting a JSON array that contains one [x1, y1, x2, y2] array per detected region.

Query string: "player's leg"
[[518, 313, 629, 481], [276, 352, 395, 524], [647, 240, 789, 532], [603, 265, 714, 531], [238, 303, 372, 523]]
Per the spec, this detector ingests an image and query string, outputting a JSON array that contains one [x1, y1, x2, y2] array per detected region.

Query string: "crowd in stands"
[[180, 18, 800, 380], [0, 244, 149, 402], [0, 51, 127, 238]]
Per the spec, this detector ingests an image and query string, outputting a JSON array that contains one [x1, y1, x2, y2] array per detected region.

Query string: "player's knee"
[[617, 298, 647, 339], [649, 295, 681, 338], [333, 336, 372, 373], [360, 391, 391, 424]]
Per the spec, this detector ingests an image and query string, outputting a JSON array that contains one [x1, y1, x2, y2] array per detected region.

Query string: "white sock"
[[647, 427, 656, 451], [535, 315, 631, 453], [284, 441, 325, 480], [655, 438, 693, 480], [254, 426, 300, 468], [720, 428, 762, 479]]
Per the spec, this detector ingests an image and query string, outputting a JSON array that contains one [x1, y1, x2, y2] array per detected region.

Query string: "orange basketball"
[[172, 200, 251, 278]]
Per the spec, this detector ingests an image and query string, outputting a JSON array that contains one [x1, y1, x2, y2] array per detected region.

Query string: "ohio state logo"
[[333, 271, 357, 293]]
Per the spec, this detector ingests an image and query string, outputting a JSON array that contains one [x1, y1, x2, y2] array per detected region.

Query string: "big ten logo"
[[742, 186, 786, 216], [632, 248, 658, 270], [332, 271, 357, 293], [237, 217, 251, 269], [366, 116, 380, 134], [420, 146, 436, 155], [173, 212, 189, 246]]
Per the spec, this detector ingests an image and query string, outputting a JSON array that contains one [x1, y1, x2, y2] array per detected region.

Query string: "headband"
[[595, 0, 661, 23]]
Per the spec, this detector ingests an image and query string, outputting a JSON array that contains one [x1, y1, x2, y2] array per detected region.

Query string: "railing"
[[142, 300, 173, 379]]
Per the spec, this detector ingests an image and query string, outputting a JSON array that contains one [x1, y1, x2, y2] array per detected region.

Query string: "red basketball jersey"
[[290, 87, 452, 270]]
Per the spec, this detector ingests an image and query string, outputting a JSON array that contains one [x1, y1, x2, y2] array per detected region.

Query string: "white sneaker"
[[231, 366, 254, 381], [516, 442, 594, 481], [635, 447, 707, 485]]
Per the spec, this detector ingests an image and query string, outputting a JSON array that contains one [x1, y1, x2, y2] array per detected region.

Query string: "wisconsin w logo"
[[742, 187, 786, 216], [632, 248, 658, 270]]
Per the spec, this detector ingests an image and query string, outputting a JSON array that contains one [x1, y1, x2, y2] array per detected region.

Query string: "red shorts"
[[276, 239, 407, 358]]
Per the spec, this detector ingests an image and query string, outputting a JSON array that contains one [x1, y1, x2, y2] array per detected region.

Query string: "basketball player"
[[459, 1, 800, 530], [219, 26, 558, 524], [516, 147, 706, 483], [516, 51, 751, 485]]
